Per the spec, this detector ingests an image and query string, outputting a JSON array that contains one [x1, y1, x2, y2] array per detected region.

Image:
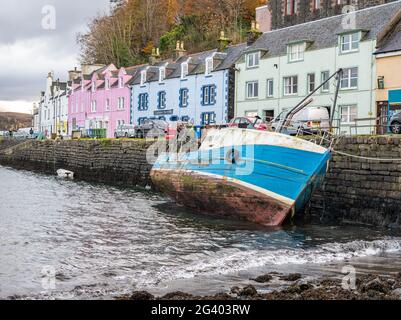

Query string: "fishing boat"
[[150, 70, 342, 226]]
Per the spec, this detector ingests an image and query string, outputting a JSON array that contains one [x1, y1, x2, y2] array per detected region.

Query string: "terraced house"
[[68, 64, 139, 138], [129, 41, 246, 127], [235, 1, 401, 134], [38, 72, 68, 138]]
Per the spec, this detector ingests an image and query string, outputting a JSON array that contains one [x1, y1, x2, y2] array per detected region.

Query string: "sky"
[[0, 0, 111, 114]]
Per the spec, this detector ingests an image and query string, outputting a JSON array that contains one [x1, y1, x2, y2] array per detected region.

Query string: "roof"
[[128, 44, 246, 86], [375, 5, 401, 54], [245, 1, 401, 58]]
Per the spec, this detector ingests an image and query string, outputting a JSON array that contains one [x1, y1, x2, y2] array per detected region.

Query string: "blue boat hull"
[[151, 133, 331, 226]]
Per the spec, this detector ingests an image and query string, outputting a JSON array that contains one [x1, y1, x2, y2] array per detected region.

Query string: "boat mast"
[[278, 69, 343, 134]]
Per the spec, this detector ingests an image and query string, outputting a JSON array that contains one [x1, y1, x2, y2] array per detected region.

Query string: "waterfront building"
[[38, 72, 69, 138], [68, 64, 140, 138], [256, 0, 397, 31], [375, 9, 401, 132], [235, 1, 401, 134], [129, 41, 246, 127]]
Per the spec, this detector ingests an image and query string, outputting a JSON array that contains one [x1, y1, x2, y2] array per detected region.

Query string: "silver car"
[[390, 112, 401, 134], [114, 125, 137, 138]]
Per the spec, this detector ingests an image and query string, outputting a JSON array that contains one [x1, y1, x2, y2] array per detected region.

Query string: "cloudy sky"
[[0, 0, 111, 114]]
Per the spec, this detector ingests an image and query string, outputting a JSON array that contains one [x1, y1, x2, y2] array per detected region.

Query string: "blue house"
[[129, 41, 245, 126]]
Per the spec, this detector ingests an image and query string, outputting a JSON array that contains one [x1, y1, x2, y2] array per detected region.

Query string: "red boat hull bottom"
[[150, 169, 294, 227]]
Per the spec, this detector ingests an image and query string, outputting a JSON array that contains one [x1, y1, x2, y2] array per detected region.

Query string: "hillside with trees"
[[0, 112, 33, 131], [78, 0, 264, 67]]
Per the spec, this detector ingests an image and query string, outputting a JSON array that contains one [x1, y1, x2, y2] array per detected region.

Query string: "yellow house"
[[375, 10, 401, 133]]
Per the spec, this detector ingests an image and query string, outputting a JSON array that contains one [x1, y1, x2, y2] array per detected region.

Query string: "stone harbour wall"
[[1, 136, 401, 228], [0, 139, 155, 188], [308, 136, 401, 228]]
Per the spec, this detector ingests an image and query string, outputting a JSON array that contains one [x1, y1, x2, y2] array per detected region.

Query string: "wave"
[[138, 238, 401, 287]]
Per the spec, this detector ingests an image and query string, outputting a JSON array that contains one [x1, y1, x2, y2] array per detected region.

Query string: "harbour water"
[[1, 165, 401, 300]]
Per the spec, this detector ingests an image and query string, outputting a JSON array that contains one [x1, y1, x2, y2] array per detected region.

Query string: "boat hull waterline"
[[151, 128, 331, 226]]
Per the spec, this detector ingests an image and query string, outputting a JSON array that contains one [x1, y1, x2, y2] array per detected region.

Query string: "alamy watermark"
[[41, 5, 56, 30]]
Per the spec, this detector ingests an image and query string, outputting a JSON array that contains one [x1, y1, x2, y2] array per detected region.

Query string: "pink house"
[[68, 64, 139, 138]]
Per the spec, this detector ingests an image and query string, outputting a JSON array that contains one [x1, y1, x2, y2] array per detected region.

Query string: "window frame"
[[321, 71, 330, 92], [288, 42, 305, 62], [205, 58, 214, 75], [202, 85, 217, 106], [283, 76, 298, 96], [340, 32, 360, 54], [159, 67, 166, 83], [340, 67, 358, 90], [179, 88, 189, 108], [181, 63, 189, 79], [266, 79, 274, 98], [246, 52, 260, 69], [340, 105, 357, 124], [157, 91, 167, 110], [307, 73, 316, 94], [138, 93, 149, 111], [246, 81, 259, 99]]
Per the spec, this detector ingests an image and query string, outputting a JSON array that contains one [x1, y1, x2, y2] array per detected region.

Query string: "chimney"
[[255, 4, 272, 33], [218, 31, 232, 52], [174, 41, 187, 60], [149, 47, 161, 65], [247, 21, 262, 46], [68, 67, 82, 81]]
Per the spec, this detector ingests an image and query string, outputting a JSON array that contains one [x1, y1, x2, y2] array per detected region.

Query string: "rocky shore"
[[119, 272, 401, 300]]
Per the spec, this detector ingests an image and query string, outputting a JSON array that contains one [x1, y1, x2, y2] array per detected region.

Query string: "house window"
[[119, 76, 124, 88], [288, 43, 305, 62], [181, 116, 190, 122], [92, 81, 96, 92], [201, 112, 216, 125], [140, 71, 146, 86], [340, 32, 360, 53], [321, 71, 330, 92], [205, 58, 213, 75], [105, 78, 110, 90], [81, 103, 84, 112], [91, 100, 97, 112], [283, 76, 298, 95], [159, 116, 166, 121], [181, 63, 188, 79], [285, 0, 297, 15], [246, 52, 260, 68], [159, 67, 165, 82], [246, 81, 259, 99], [75, 103, 78, 113], [340, 105, 357, 124], [138, 93, 149, 111], [307, 73, 316, 93], [138, 117, 147, 125], [105, 99, 111, 111], [157, 91, 167, 109], [340, 67, 358, 90], [267, 79, 274, 97], [170, 116, 179, 122], [179, 88, 189, 108], [117, 119, 125, 127], [202, 85, 217, 105], [314, 0, 321, 10], [118, 97, 125, 110]]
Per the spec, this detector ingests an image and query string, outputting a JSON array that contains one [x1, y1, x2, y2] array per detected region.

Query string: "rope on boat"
[[332, 149, 401, 162]]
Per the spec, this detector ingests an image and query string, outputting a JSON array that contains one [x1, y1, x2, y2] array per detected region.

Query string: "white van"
[[271, 106, 330, 135]]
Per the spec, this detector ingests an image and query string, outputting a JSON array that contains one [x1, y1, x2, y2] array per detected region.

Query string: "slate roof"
[[127, 43, 246, 86], [375, 10, 401, 54], [245, 1, 401, 58]]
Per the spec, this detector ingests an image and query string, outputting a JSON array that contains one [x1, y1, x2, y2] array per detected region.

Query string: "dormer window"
[[105, 78, 110, 90], [159, 67, 166, 82], [119, 76, 124, 88], [340, 32, 360, 53], [205, 58, 213, 75], [246, 52, 260, 69], [285, 0, 298, 16], [92, 81, 96, 92], [314, 0, 321, 10], [140, 70, 146, 86], [181, 63, 188, 79], [288, 42, 305, 62]]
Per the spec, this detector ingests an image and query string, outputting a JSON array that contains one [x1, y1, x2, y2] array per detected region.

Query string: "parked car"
[[114, 124, 137, 138], [271, 107, 330, 135], [136, 119, 168, 139], [228, 117, 268, 131], [389, 112, 401, 134], [165, 121, 191, 141]]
